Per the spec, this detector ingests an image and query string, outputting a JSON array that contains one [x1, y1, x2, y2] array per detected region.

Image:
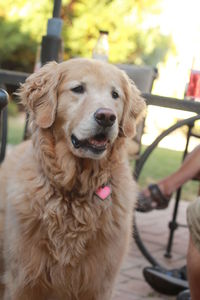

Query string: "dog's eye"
[[71, 85, 85, 94], [112, 90, 119, 99]]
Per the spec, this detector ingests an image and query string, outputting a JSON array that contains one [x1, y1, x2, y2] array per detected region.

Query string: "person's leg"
[[144, 145, 200, 198], [176, 204, 200, 300], [187, 235, 200, 300], [186, 197, 200, 299], [159, 145, 200, 196]]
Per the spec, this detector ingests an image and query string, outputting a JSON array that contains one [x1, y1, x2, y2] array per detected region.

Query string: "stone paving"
[[114, 199, 189, 300]]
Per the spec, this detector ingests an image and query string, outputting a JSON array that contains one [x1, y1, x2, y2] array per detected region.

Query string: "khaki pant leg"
[[187, 197, 200, 253]]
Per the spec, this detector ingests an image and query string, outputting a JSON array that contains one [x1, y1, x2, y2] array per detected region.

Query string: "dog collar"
[[94, 184, 112, 201]]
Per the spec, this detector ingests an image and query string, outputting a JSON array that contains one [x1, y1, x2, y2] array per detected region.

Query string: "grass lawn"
[[7, 114, 25, 145], [7, 114, 199, 201]]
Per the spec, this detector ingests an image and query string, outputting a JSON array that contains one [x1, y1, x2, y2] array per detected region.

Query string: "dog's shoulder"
[[0, 140, 41, 208]]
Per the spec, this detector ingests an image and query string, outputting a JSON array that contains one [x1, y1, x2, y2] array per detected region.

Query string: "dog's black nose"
[[94, 108, 116, 128]]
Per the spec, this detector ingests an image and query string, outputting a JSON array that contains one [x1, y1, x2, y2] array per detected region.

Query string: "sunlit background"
[[1, 0, 200, 151], [143, 0, 200, 150], [153, 0, 200, 97]]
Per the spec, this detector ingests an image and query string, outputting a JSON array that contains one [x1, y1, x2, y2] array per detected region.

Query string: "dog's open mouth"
[[71, 133, 109, 154]]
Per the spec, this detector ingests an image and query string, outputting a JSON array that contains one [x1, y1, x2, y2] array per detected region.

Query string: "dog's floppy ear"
[[121, 74, 146, 138], [19, 61, 61, 128]]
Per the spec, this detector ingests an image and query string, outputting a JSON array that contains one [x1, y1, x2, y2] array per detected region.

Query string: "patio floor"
[[114, 199, 189, 300]]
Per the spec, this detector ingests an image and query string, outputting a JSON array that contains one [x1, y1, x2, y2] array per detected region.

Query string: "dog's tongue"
[[88, 137, 107, 147]]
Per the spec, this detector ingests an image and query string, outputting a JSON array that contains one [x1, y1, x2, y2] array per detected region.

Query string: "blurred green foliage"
[[0, 17, 36, 72], [64, 0, 174, 65], [0, 0, 174, 72]]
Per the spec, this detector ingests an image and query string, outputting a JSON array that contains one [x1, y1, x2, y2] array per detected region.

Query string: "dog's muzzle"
[[71, 133, 109, 154], [71, 108, 117, 155]]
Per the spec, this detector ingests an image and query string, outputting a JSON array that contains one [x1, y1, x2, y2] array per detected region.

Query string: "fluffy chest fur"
[[18, 151, 133, 265]]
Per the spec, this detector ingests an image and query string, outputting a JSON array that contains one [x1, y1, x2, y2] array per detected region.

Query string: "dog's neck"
[[32, 127, 126, 195]]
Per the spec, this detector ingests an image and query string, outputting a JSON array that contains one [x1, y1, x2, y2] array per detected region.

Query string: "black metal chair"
[[134, 97, 200, 295], [164, 120, 200, 258], [134, 94, 200, 268], [0, 69, 29, 142]]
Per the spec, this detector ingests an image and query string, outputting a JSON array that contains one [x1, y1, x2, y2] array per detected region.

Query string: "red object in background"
[[186, 70, 200, 100]]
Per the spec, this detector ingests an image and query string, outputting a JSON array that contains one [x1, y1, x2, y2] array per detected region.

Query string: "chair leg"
[[164, 187, 182, 258], [164, 123, 194, 258]]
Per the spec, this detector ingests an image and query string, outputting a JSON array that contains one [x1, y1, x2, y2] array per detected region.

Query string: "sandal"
[[136, 183, 171, 213], [177, 289, 191, 300], [143, 265, 188, 296]]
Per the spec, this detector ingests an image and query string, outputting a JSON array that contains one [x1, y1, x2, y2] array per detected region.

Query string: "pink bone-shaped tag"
[[95, 185, 112, 200]]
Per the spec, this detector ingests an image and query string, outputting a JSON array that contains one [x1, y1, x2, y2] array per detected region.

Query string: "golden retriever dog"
[[0, 58, 145, 300]]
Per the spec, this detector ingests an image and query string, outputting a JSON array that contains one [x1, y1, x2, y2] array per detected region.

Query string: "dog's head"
[[20, 58, 146, 159]]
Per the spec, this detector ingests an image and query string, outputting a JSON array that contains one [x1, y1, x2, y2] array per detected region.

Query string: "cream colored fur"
[[0, 58, 146, 300]]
